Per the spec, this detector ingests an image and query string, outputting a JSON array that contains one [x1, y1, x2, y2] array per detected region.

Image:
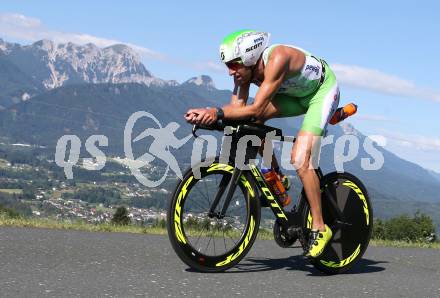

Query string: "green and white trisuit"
[[263, 44, 340, 136]]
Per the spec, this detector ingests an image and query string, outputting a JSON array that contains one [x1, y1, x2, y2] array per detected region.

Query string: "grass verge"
[[0, 214, 274, 240], [369, 239, 440, 249], [0, 215, 438, 248], [0, 215, 167, 235]]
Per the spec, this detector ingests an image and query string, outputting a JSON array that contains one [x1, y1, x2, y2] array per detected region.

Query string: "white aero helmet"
[[219, 30, 270, 67]]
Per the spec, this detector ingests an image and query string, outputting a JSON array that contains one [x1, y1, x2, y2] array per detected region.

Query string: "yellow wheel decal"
[[240, 176, 255, 198], [342, 180, 369, 226], [207, 163, 234, 173], [215, 216, 255, 267], [307, 212, 312, 229], [174, 176, 193, 244], [320, 244, 361, 268]]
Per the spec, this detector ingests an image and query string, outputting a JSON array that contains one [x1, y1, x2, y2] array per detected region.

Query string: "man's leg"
[[291, 131, 333, 258], [293, 63, 340, 256], [291, 131, 324, 231]]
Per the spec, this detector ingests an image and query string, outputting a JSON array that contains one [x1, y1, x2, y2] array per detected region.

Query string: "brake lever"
[[192, 124, 199, 138]]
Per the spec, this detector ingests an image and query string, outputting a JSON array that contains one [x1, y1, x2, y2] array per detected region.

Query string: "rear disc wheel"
[[300, 172, 373, 274]]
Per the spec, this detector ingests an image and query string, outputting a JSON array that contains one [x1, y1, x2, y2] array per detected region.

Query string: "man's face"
[[226, 60, 252, 85]]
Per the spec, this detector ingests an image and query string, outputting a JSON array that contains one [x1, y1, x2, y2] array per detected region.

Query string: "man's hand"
[[184, 108, 218, 125]]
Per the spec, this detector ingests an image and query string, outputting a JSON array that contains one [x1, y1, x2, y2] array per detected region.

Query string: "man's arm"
[[185, 49, 290, 124], [184, 80, 250, 124], [229, 79, 250, 107], [222, 54, 289, 120]]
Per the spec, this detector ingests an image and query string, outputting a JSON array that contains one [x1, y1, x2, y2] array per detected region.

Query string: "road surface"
[[0, 227, 439, 297]]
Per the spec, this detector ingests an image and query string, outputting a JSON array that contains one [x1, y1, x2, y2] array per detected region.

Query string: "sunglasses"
[[225, 59, 243, 71]]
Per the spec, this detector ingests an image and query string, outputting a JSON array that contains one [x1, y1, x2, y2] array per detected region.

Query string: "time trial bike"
[[167, 119, 373, 274]]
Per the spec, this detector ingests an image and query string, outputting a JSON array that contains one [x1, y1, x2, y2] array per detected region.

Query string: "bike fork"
[[208, 168, 242, 219]]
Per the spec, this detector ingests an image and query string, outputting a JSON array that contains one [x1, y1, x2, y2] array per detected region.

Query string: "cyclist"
[[184, 30, 338, 257]]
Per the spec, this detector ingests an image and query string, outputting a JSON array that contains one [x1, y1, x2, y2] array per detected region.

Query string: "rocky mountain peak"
[[0, 39, 20, 54], [183, 75, 215, 89], [0, 38, 5, 51], [339, 122, 360, 137], [104, 44, 135, 55], [32, 39, 55, 51], [0, 38, 174, 89]]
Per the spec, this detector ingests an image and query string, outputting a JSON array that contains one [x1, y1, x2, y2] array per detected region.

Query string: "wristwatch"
[[216, 107, 224, 120]]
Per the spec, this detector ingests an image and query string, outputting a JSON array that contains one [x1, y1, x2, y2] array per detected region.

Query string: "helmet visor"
[[225, 58, 243, 71]]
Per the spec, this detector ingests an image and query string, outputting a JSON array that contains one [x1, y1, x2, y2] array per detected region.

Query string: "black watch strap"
[[216, 107, 224, 120]]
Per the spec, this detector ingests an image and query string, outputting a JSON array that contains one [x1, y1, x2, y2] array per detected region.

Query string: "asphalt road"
[[0, 227, 439, 298]]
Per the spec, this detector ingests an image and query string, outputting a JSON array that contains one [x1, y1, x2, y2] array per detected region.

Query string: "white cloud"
[[355, 114, 396, 122], [194, 61, 225, 73], [5, 13, 440, 95], [331, 63, 440, 103], [0, 12, 224, 76], [0, 13, 165, 60], [378, 129, 440, 151], [376, 129, 440, 172], [0, 13, 41, 28]]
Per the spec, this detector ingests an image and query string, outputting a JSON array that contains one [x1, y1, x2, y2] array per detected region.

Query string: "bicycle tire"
[[167, 159, 261, 272], [299, 171, 373, 274]]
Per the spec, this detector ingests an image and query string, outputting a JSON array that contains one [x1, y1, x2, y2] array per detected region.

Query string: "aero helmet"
[[219, 30, 270, 67]]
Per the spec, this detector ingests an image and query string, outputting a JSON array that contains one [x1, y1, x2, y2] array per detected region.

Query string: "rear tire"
[[299, 172, 373, 274]]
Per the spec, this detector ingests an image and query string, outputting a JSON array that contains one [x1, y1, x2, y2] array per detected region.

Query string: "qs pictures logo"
[[124, 111, 192, 187]]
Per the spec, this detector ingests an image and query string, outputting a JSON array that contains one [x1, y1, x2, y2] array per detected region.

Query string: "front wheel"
[[299, 172, 373, 274], [167, 160, 261, 272]]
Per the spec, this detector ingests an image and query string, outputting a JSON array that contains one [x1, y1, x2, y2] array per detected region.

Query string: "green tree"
[[373, 211, 436, 242], [372, 218, 386, 240], [111, 206, 130, 225]]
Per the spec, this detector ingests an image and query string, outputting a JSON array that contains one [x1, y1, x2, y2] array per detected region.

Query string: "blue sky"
[[1, 0, 440, 171]]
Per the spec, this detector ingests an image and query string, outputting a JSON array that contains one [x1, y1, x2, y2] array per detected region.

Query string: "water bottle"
[[329, 103, 358, 125], [261, 167, 291, 207]]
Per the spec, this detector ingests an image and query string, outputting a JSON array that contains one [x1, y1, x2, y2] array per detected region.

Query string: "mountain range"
[[0, 38, 439, 230], [430, 170, 440, 182], [0, 38, 188, 108]]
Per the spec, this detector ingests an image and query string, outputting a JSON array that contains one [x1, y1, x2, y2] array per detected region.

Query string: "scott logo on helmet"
[[245, 42, 263, 53], [220, 30, 270, 66], [305, 65, 320, 76], [220, 52, 225, 61]]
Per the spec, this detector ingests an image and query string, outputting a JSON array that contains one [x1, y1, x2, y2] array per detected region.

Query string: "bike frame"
[[210, 163, 319, 236], [194, 122, 349, 240]]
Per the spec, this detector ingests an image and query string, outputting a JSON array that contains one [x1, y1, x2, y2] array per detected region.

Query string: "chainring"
[[273, 220, 297, 248]]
